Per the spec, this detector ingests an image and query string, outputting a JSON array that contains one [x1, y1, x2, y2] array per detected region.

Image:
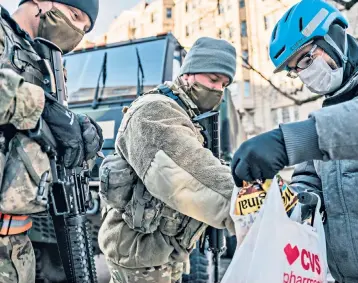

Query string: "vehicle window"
[[65, 39, 166, 103]]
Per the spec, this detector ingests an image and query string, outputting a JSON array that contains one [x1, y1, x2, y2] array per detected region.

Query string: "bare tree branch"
[[241, 56, 322, 105], [276, 0, 289, 8], [278, 0, 357, 10], [295, 94, 323, 105]]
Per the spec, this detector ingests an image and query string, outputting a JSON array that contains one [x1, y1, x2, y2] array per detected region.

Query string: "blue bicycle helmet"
[[269, 0, 348, 73]]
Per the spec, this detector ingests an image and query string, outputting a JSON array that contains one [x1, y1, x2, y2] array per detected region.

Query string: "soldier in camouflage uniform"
[[0, 1, 101, 282], [98, 38, 237, 283]]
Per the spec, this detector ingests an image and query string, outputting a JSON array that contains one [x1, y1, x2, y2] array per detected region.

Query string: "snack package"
[[230, 174, 299, 246], [235, 175, 298, 217]]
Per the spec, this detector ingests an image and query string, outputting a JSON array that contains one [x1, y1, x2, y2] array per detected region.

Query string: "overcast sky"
[[0, 0, 141, 40]]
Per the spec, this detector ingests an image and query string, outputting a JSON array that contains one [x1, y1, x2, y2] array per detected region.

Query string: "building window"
[[218, 2, 224, 15], [186, 25, 190, 37], [239, 0, 245, 8], [271, 91, 278, 104], [227, 0, 232, 10], [242, 50, 249, 66], [272, 109, 278, 126], [185, 2, 189, 12], [282, 107, 290, 123], [244, 80, 250, 97], [294, 106, 299, 121], [218, 29, 223, 38], [228, 26, 234, 39], [241, 20, 247, 37], [273, 106, 299, 124], [264, 16, 269, 30], [199, 19, 203, 30], [166, 8, 172, 18], [151, 12, 158, 23]]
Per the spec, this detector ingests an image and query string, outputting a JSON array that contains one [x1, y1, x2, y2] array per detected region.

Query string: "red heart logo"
[[284, 244, 300, 265]]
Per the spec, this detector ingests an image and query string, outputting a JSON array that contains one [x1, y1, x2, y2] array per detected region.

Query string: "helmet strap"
[[324, 32, 348, 70]]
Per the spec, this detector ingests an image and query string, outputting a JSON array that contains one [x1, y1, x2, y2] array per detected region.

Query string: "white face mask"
[[298, 56, 343, 95]]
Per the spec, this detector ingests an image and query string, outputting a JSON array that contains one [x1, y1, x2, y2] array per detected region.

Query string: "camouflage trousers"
[[107, 260, 184, 283], [0, 234, 35, 283]]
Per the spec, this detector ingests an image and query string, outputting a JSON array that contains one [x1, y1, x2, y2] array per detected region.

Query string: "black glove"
[[42, 96, 84, 168], [77, 114, 104, 160], [231, 128, 289, 185]]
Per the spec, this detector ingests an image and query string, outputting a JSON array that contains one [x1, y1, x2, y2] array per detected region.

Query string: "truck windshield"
[[65, 38, 166, 103]]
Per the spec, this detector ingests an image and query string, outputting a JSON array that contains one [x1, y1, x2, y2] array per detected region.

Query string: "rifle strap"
[[31, 40, 52, 61], [12, 134, 41, 186], [157, 84, 187, 111], [133, 179, 146, 229], [156, 84, 199, 119]]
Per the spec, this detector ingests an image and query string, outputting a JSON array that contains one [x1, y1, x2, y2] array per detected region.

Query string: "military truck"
[[29, 33, 243, 282]]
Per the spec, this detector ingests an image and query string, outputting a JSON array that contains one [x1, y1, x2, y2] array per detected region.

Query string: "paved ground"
[[95, 254, 231, 283], [95, 254, 335, 283]]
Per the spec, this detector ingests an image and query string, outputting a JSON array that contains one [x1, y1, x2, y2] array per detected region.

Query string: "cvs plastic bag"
[[222, 176, 328, 283]]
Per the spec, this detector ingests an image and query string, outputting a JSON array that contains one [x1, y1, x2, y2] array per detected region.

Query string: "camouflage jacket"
[[99, 81, 235, 270], [0, 6, 44, 130], [0, 6, 50, 215]]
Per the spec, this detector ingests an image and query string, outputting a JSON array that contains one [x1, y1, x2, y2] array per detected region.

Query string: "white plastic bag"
[[229, 180, 301, 247], [222, 176, 328, 283], [229, 185, 260, 247]]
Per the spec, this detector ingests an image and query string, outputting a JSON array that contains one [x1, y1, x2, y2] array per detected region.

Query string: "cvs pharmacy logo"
[[284, 243, 321, 275], [284, 244, 300, 265]]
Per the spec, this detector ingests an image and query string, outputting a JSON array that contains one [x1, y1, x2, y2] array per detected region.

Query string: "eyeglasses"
[[287, 45, 319, 79]]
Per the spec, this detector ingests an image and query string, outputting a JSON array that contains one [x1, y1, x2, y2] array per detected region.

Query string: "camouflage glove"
[[77, 114, 103, 161], [41, 94, 84, 168]]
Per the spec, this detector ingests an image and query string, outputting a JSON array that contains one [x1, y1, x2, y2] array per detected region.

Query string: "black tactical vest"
[[0, 6, 47, 89]]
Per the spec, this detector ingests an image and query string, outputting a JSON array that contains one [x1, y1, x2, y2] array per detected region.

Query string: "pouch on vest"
[[123, 180, 165, 234], [0, 133, 51, 214], [160, 207, 208, 250], [99, 153, 136, 210], [99, 153, 164, 234]]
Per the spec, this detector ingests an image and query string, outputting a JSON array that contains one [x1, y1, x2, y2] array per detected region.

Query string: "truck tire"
[[182, 247, 210, 283]]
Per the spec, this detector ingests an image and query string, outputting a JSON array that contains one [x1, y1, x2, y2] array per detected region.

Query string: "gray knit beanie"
[[179, 37, 237, 84], [19, 0, 99, 32]]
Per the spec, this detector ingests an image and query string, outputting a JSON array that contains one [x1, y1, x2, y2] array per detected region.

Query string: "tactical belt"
[[0, 213, 32, 236], [133, 179, 149, 229]]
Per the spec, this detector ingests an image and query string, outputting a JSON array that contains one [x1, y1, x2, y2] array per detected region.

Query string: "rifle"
[[193, 111, 226, 283], [29, 38, 98, 283]]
